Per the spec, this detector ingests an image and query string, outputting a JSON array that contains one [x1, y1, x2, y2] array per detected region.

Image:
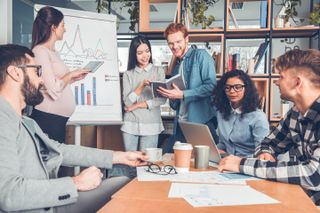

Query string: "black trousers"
[[30, 108, 69, 143], [30, 109, 71, 177]]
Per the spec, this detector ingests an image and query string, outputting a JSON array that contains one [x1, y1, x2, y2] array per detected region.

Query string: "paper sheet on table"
[[169, 183, 279, 207], [137, 167, 249, 184]]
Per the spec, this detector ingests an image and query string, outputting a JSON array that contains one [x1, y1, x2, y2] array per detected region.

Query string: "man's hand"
[[112, 151, 149, 167], [218, 155, 242, 173], [257, 153, 276, 162], [72, 166, 103, 191], [157, 83, 183, 100]]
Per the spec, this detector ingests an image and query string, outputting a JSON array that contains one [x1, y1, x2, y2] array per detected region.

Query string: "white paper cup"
[[173, 142, 193, 173]]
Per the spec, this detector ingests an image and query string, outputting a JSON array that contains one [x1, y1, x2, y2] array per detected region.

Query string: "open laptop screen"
[[179, 121, 221, 164]]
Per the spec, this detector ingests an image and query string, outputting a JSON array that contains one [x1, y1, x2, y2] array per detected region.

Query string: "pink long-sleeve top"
[[32, 45, 75, 117]]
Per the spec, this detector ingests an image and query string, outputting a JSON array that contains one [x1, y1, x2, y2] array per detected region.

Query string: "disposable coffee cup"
[[194, 145, 210, 169], [173, 142, 193, 173], [145, 148, 162, 163]]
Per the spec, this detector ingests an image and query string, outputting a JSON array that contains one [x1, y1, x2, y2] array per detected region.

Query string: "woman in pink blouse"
[[31, 6, 89, 143]]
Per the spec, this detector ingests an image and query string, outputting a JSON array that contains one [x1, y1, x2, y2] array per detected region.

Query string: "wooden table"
[[98, 178, 319, 213]]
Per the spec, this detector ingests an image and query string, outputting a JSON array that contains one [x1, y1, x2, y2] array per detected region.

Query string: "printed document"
[[169, 183, 279, 207], [136, 167, 248, 184]]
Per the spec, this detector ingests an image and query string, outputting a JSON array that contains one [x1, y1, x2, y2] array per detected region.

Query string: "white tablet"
[[83, 61, 104, 73]]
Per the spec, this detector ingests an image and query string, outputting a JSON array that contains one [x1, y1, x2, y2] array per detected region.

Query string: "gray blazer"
[[0, 97, 114, 212]]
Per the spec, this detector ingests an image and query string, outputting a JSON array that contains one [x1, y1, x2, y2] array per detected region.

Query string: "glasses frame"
[[17, 65, 42, 77], [145, 163, 177, 175], [224, 84, 246, 93]]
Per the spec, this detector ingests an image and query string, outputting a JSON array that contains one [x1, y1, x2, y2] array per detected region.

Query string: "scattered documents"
[[169, 183, 279, 207], [137, 167, 248, 184], [218, 172, 259, 180]]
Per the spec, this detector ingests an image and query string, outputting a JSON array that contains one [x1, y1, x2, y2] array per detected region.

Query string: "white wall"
[[0, 0, 12, 44]]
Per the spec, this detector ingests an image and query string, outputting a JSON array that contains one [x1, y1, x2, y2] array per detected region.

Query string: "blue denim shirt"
[[217, 109, 269, 157], [170, 47, 217, 128]]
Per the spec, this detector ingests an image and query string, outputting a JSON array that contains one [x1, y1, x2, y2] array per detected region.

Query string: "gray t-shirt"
[[178, 59, 188, 121]]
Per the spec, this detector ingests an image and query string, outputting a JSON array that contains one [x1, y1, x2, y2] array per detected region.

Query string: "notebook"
[[151, 74, 185, 98]]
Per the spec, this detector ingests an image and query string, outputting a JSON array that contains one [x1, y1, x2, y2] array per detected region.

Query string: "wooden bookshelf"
[[189, 34, 224, 75], [226, 0, 271, 31], [252, 78, 269, 117], [139, 0, 181, 32], [269, 78, 281, 122], [135, 0, 319, 123]]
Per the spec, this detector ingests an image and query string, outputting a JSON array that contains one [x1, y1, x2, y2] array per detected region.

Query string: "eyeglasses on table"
[[145, 163, 177, 175]]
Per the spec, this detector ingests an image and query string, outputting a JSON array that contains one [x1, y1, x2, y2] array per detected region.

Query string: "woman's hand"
[[69, 68, 90, 83], [62, 68, 90, 86], [125, 101, 148, 112], [134, 79, 150, 96]]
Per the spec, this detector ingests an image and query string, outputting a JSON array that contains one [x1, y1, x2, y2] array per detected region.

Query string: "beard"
[[21, 74, 44, 106]]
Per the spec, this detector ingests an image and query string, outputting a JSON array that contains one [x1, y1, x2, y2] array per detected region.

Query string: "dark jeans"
[[163, 117, 219, 153]]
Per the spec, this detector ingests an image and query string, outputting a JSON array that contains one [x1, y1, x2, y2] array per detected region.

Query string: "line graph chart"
[[58, 25, 108, 60]]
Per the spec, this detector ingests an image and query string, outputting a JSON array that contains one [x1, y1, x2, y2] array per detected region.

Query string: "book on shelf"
[[228, 6, 239, 29], [151, 74, 186, 98], [253, 41, 270, 73], [173, 3, 179, 23], [227, 54, 233, 71], [259, 96, 266, 111], [260, 0, 268, 28], [182, 8, 190, 29], [227, 53, 240, 72], [232, 53, 240, 70], [212, 52, 222, 74]]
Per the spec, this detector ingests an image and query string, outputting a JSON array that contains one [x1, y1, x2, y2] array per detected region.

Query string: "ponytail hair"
[[32, 6, 64, 48]]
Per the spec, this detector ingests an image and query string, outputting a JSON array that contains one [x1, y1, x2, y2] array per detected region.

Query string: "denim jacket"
[[170, 47, 216, 128]]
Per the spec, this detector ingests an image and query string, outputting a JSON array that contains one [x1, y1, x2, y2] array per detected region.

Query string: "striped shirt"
[[240, 97, 320, 204]]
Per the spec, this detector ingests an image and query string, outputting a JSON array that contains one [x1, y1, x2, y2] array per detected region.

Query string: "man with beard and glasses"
[[158, 23, 218, 153], [219, 49, 320, 205], [0, 44, 148, 213]]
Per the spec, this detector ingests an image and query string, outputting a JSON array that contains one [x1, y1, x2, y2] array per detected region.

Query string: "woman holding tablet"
[[212, 70, 269, 157], [121, 36, 166, 151], [31, 6, 89, 144]]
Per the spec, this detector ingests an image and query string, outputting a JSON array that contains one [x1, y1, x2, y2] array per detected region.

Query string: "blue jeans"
[[122, 132, 159, 151]]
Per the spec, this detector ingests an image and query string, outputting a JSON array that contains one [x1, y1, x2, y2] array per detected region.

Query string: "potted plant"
[[309, 3, 320, 25], [185, 0, 219, 29], [276, 0, 303, 26], [96, 0, 139, 32]]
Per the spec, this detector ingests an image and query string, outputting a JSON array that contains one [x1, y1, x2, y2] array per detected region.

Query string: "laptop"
[[179, 121, 222, 165]]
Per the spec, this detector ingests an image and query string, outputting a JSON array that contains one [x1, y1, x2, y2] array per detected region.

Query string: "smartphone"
[[83, 61, 104, 73]]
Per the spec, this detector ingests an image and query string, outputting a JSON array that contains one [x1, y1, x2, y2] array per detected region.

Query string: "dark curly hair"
[[212, 69, 260, 120]]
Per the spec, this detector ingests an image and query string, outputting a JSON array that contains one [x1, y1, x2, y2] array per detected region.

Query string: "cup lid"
[[173, 142, 193, 150], [194, 145, 210, 149]]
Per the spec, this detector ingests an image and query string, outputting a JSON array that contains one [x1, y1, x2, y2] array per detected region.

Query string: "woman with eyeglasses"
[[30, 6, 89, 144], [212, 69, 269, 157]]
